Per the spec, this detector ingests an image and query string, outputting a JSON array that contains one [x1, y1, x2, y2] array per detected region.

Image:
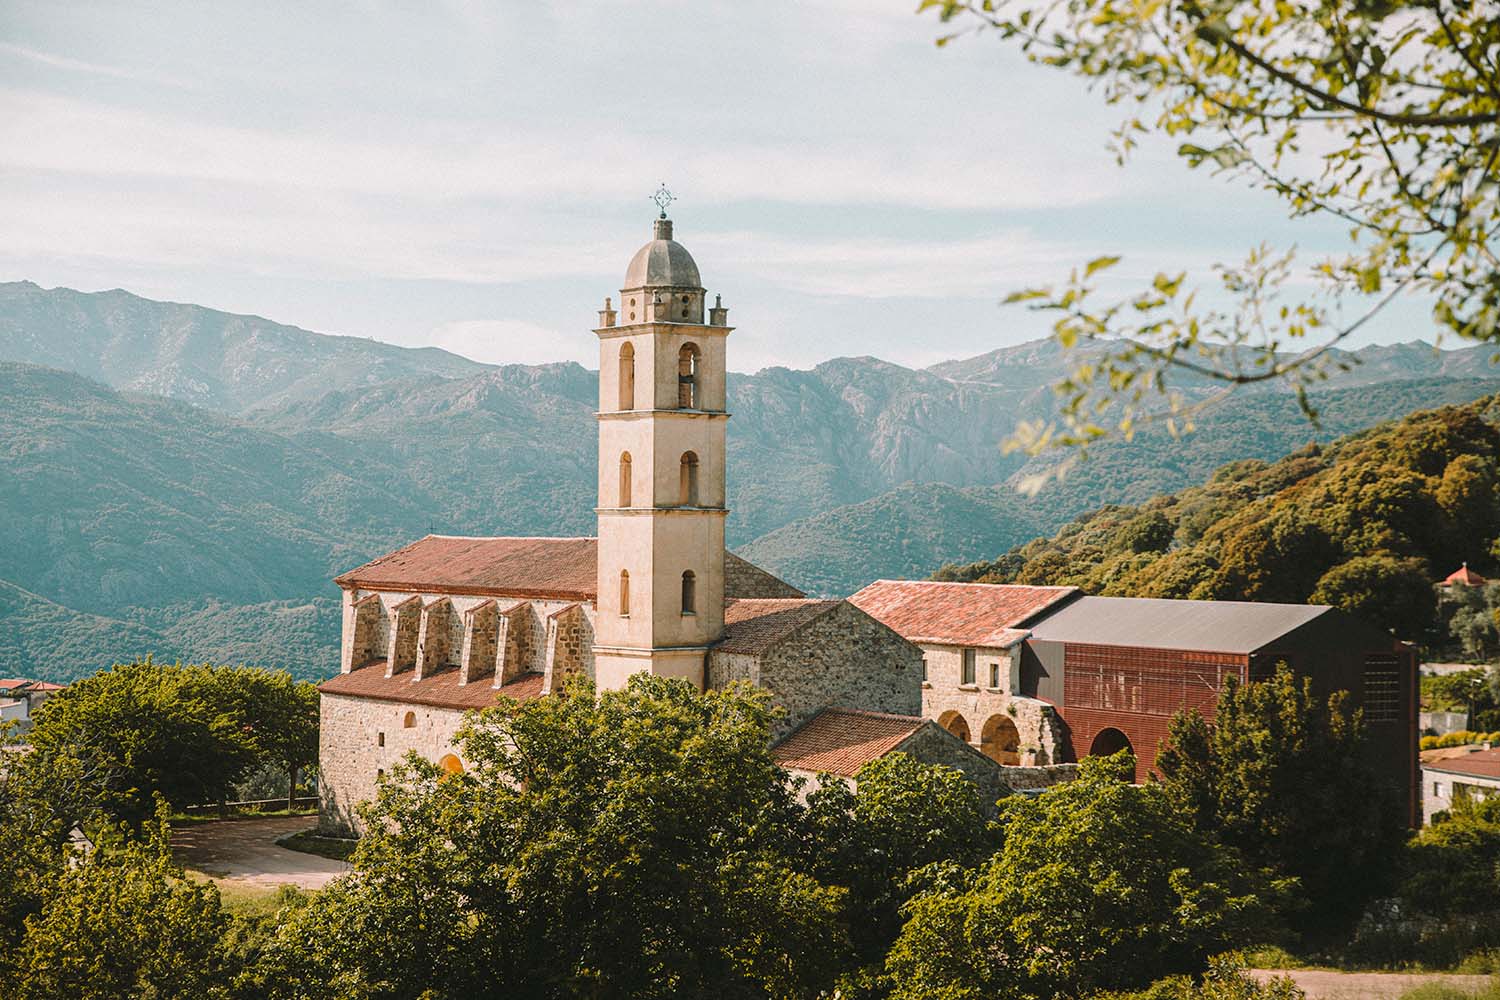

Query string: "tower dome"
[[623, 218, 702, 290]]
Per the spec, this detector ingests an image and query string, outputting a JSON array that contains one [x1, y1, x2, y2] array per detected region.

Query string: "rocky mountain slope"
[[3, 282, 1498, 678], [0, 281, 486, 413]]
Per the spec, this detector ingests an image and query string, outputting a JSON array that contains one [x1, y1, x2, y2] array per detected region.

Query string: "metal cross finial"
[[651, 182, 675, 219]]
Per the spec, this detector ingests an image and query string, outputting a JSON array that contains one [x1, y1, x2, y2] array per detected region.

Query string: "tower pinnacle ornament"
[[651, 182, 675, 219]]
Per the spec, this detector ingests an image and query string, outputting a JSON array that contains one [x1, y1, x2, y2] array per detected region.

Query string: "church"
[[316, 213, 1012, 834], [315, 210, 1419, 835]]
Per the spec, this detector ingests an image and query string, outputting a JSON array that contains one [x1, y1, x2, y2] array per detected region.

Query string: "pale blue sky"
[[0, 1, 1439, 372]]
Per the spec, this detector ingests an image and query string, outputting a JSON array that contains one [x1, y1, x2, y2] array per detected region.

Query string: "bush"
[[1420, 731, 1500, 751]]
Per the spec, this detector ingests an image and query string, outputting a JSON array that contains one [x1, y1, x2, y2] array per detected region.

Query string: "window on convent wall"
[[679, 452, 699, 506], [989, 662, 1000, 689], [403, 711, 416, 729], [681, 570, 697, 615], [962, 648, 976, 686], [618, 342, 635, 410], [678, 344, 700, 408], [377, 731, 385, 747], [920, 657, 928, 682]]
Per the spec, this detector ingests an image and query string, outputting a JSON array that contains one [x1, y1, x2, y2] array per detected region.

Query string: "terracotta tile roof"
[[1421, 744, 1491, 765], [848, 579, 1078, 647], [1443, 563, 1488, 587], [717, 599, 842, 655], [1424, 746, 1500, 781], [319, 664, 545, 710], [771, 707, 927, 777], [0, 679, 64, 693], [335, 536, 599, 600], [336, 537, 800, 603]]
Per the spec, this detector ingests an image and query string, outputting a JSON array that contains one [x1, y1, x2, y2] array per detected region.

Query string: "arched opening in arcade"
[[1089, 727, 1133, 758], [980, 714, 1021, 765], [937, 710, 971, 745]]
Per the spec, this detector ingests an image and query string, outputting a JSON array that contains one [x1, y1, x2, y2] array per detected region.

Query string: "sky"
[[0, 0, 1445, 373]]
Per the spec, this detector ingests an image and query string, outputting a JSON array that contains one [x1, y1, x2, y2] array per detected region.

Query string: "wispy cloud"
[[0, 41, 191, 88]]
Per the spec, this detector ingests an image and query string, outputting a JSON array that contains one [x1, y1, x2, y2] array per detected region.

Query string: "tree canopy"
[[938, 395, 1500, 649], [923, 0, 1499, 459]]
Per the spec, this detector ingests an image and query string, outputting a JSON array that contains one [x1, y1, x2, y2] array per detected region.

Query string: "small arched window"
[[618, 342, 635, 410], [681, 570, 697, 615], [619, 570, 630, 617], [619, 452, 633, 507], [677, 344, 700, 408], [679, 451, 700, 506], [403, 711, 416, 729]]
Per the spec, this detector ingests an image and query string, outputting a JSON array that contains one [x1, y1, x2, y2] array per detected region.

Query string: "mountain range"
[[2, 279, 1497, 681]]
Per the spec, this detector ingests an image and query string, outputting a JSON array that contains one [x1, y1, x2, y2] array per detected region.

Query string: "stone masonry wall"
[[318, 693, 470, 836], [919, 642, 1065, 766], [757, 603, 922, 740], [462, 602, 498, 685]]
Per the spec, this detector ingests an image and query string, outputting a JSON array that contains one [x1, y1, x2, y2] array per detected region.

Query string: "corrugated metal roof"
[[1028, 596, 1332, 654]]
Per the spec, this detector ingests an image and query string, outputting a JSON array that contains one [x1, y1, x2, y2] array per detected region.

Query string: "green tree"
[[803, 752, 996, 968], [922, 0, 1499, 457], [13, 810, 233, 1000], [885, 754, 1288, 1000], [1309, 552, 1435, 639], [1156, 665, 1405, 931], [259, 675, 848, 1000], [27, 659, 318, 822]]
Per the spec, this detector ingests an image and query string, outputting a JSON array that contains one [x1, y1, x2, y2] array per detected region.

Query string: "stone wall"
[[461, 601, 498, 685], [544, 604, 593, 693], [707, 649, 758, 689], [388, 597, 421, 674], [756, 602, 922, 740], [919, 641, 1065, 766], [725, 553, 804, 599], [318, 693, 470, 836], [895, 722, 1009, 809]]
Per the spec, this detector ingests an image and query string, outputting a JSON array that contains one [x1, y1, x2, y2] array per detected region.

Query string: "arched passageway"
[[937, 710, 971, 745], [1089, 727, 1133, 758], [980, 714, 1021, 765]]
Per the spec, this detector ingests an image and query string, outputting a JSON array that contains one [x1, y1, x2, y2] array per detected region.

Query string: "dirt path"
[[172, 815, 350, 890], [1250, 968, 1494, 999]]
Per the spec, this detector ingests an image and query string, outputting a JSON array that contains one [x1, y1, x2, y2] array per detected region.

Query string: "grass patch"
[[1399, 984, 1500, 1000], [276, 827, 357, 862], [181, 869, 289, 918], [169, 806, 318, 827]]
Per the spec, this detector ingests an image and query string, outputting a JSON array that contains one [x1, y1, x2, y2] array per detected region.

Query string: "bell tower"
[[593, 198, 732, 690]]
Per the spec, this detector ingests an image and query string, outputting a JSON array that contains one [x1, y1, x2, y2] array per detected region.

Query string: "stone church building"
[[317, 216, 1006, 834]]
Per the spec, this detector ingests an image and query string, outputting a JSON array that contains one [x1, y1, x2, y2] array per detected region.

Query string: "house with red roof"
[[849, 580, 1079, 767], [1422, 744, 1500, 823]]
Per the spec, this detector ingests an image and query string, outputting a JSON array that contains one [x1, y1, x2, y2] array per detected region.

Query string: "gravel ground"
[[171, 815, 351, 889]]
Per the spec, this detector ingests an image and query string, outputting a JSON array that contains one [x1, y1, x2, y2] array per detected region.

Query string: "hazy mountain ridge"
[[3, 282, 1500, 678], [0, 281, 488, 414]]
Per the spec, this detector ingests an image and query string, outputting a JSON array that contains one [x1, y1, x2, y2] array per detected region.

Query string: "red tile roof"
[[718, 599, 842, 655], [336, 536, 598, 600], [771, 708, 928, 777], [1443, 563, 1488, 587], [848, 579, 1078, 647], [1424, 746, 1500, 780], [335, 536, 800, 602], [319, 664, 546, 710]]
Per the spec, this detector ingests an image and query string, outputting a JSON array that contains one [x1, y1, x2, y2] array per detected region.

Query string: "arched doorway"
[[437, 754, 464, 777], [1089, 728, 1133, 758], [937, 710, 971, 745], [980, 714, 1021, 765]]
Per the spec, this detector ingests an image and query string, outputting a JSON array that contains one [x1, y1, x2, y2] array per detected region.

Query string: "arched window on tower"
[[618, 342, 635, 410], [619, 452, 633, 507], [679, 451, 699, 506], [677, 344, 700, 408], [681, 570, 697, 615], [619, 570, 630, 617]]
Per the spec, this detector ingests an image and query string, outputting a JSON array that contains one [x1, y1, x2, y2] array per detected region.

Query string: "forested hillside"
[[3, 283, 1499, 677], [939, 395, 1500, 644]]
